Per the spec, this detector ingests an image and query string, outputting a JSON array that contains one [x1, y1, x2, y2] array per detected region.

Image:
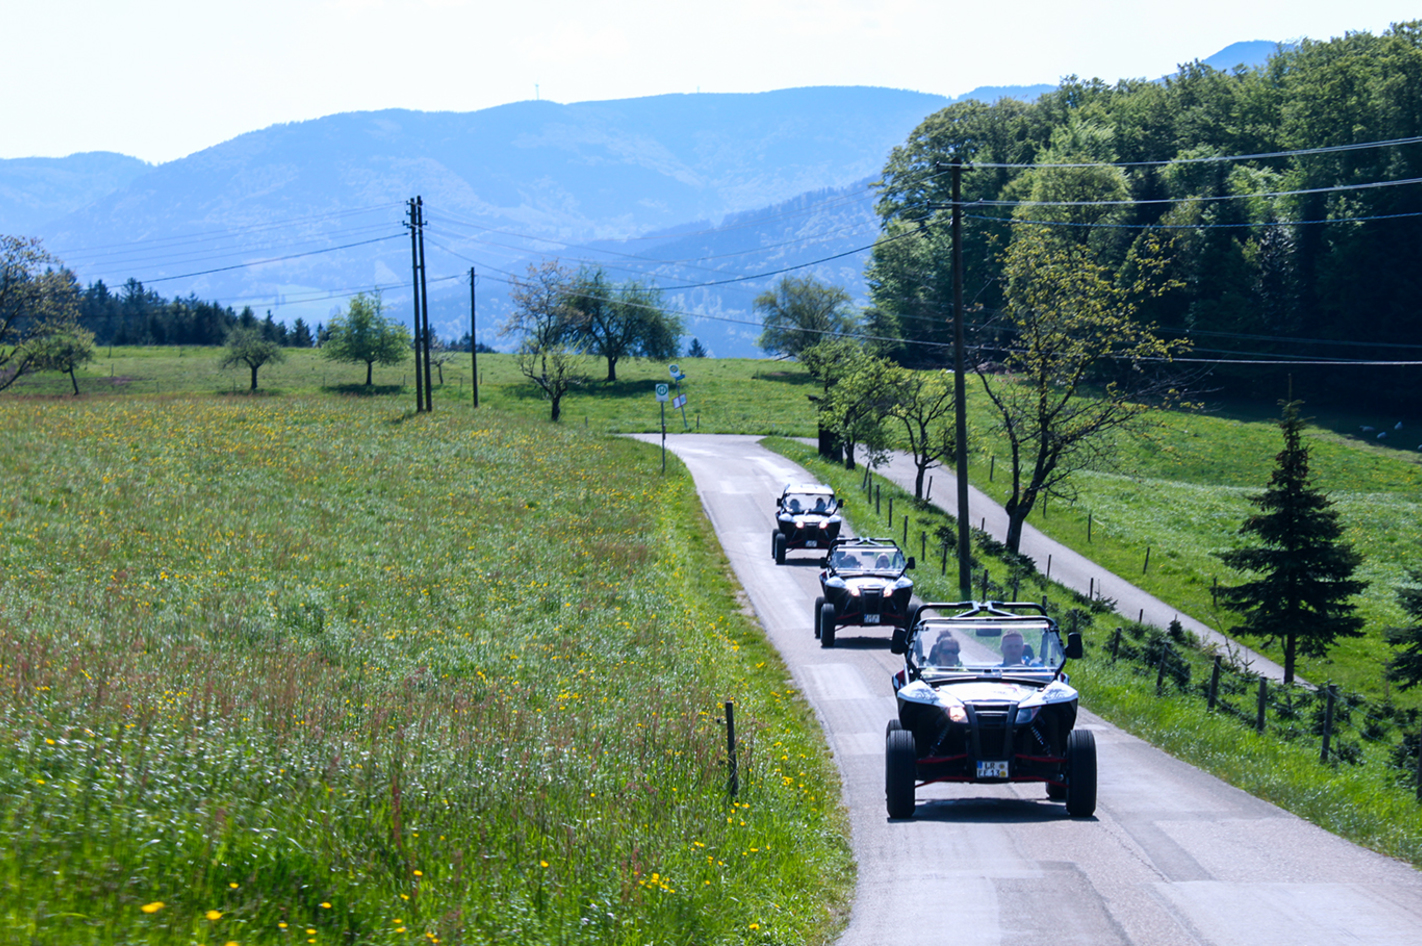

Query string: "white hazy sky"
[[4, 0, 1412, 164]]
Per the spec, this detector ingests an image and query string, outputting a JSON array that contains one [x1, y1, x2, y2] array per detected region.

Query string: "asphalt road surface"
[[634, 433, 1422, 946]]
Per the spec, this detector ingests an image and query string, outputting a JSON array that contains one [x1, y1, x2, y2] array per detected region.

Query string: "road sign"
[[655, 383, 669, 402], [672, 394, 686, 409], [669, 364, 685, 381]]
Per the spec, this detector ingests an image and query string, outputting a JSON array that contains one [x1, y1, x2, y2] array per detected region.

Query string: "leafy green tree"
[[884, 367, 955, 500], [563, 267, 682, 382], [501, 260, 586, 422], [755, 275, 858, 358], [322, 291, 410, 387], [822, 353, 896, 470], [289, 318, 315, 348], [1384, 570, 1422, 691], [1, 236, 80, 392], [1215, 400, 1368, 684], [30, 322, 95, 395], [221, 327, 286, 392], [979, 226, 1191, 553], [799, 337, 869, 460]]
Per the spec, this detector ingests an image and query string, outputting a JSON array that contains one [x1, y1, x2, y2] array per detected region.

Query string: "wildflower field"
[[0, 395, 852, 944]]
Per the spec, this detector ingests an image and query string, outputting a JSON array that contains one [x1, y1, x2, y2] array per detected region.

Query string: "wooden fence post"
[[1207, 656, 1222, 712], [888, 496, 893, 525], [1320, 684, 1336, 765], [1256, 678, 1268, 733], [725, 701, 739, 796], [875, 485, 880, 515], [1111, 627, 1122, 662], [1143, 546, 1151, 574]]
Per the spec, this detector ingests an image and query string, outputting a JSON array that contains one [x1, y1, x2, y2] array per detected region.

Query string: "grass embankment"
[[765, 437, 1422, 868], [0, 397, 852, 944]]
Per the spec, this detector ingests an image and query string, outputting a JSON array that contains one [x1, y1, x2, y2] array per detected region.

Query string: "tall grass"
[[0, 397, 851, 944]]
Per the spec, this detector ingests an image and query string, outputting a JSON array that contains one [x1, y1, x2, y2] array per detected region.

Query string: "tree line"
[[868, 22, 1422, 412]]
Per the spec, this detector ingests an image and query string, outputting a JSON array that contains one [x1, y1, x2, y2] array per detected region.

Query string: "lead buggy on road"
[[884, 601, 1095, 819]]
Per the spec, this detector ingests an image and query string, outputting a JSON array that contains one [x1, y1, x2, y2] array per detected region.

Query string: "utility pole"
[[470, 266, 479, 408], [929, 162, 973, 598], [407, 197, 423, 412], [951, 159, 970, 600], [417, 196, 433, 413]]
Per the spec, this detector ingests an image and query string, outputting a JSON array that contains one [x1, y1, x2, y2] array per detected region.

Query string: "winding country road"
[[634, 433, 1422, 946]]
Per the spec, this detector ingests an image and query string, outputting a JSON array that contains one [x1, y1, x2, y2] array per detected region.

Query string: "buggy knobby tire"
[[813, 596, 825, 639], [886, 728, 918, 819], [820, 601, 836, 648], [1065, 729, 1098, 817], [773, 531, 787, 565]]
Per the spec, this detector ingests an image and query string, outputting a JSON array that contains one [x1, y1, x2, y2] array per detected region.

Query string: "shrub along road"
[[636, 433, 1422, 946]]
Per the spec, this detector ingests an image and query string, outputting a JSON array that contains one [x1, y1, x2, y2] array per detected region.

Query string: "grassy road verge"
[[0, 398, 851, 944]]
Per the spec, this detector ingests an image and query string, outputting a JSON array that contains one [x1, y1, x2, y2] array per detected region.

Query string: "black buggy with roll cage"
[[884, 601, 1096, 819]]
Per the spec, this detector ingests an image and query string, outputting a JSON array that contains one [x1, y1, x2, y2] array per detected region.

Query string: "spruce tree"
[[1215, 400, 1367, 683]]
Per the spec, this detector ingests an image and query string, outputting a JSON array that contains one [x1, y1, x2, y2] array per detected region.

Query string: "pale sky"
[[4, 0, 1413, 165]]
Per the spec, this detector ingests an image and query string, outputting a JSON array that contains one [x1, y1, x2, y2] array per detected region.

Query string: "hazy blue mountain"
[[10, 46, 1285, 356], [1199, 40, 1281, 72], [0, 152, 150, 236], [34, 87, 953, 342]]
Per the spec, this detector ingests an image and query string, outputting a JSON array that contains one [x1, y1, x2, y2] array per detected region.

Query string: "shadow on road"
[[897, 796, 1088, 824]]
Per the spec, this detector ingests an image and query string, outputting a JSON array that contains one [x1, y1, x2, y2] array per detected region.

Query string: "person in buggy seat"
[[874, 553, 892, 570], [813, 497, 828, 512], [927, 631, 961, 666], [1000, 630, 1039, 666], [787, 498, 802, 513]]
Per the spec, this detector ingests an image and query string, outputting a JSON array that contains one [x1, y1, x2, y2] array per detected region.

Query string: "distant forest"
[[870, 23, 1422, 411], [76, 278, 488, 352]]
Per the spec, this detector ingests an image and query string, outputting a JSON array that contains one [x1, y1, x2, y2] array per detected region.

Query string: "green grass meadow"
[[0, 391, 851, 944]]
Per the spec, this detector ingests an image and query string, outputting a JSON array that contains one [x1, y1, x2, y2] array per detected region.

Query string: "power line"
[[136, 233, 406, 284]]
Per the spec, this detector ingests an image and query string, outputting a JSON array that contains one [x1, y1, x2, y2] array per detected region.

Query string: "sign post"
[[669, 364, 689, 430], [655, 382, 670, 473]]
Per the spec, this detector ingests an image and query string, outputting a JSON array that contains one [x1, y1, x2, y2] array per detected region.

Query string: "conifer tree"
[[1215, 400, 1367, 683]]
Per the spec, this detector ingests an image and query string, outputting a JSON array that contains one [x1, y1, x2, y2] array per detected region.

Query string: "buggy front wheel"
[[886, 728, 917, 819], [1065, 729, 1097, 817]]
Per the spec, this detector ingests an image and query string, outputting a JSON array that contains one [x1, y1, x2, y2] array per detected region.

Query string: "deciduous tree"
[[977, 226, 1192, 553], [220, 326, 286, 391], [563, 267, 682, 382], [501, 260, 586, 422], [755, 275, 858, 358], [1215, 400, 1368, 684], [322, 291, 409, 387], [1, 236, 80, 392], [30, 322, 95, 396]]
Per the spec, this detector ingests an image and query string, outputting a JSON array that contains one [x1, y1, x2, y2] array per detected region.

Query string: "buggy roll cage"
[[891, 600, 1084, 664]]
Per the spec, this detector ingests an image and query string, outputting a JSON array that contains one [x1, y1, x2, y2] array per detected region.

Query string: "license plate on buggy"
[[863, 613, 880, 624], [976, 760, 1008, 778], [806, 540, 817, 548]]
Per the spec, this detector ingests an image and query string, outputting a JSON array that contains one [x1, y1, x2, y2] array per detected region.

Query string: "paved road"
[[636, 433, 1422, 946]]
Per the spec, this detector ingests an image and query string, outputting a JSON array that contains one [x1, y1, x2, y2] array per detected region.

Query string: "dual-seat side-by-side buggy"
[[771, 483, 843, 564], [884, 601, 1096, 819], [814, 536, 915, 648]]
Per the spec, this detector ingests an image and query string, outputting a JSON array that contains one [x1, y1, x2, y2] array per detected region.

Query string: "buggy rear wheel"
[[885, 728, 917, 819], [1065, 729, 1097, 817], [773, 531, 786, 565]]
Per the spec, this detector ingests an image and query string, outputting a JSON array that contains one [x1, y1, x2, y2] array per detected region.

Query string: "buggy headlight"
[[944, 698, 968, 724], [1014, 706, 1041, 725], [894, 577, 913, 590]]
